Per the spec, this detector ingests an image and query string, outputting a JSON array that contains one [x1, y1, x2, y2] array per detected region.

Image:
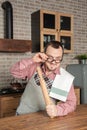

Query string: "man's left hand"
[[46, 104, 58, 117]]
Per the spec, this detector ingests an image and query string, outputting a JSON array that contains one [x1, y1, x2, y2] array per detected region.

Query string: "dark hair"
[[44, 41, 64, 54]]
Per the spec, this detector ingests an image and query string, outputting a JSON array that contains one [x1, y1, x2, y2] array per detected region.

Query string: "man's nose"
[[51, 59, 57, 64]]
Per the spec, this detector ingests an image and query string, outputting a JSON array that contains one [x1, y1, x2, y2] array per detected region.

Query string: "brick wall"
[[0, 0, 87, 88]]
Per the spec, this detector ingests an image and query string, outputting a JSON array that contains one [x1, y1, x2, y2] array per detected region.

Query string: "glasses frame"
[[46, 54, 63, 64]]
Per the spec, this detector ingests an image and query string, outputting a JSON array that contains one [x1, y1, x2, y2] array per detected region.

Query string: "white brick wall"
[[0, 0, 87, 88]]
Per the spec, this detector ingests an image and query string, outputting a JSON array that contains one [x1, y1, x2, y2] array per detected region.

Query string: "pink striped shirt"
[[10, 58, 76, 116]]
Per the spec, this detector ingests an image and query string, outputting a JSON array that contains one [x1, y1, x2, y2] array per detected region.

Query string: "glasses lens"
[[47, 57, 53, 62], [47, 57, 62, 63]]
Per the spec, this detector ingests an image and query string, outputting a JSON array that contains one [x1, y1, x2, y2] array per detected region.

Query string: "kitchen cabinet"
[[0, 93, 21, 118], [74, 87, 80, 105], [31, 9, 73, 53]]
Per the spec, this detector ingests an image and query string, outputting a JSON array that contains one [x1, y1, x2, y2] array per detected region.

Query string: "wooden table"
[[0, 105, 87, 130]]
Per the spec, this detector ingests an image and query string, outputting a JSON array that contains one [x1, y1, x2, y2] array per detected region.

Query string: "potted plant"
[[75, 54, 87, 64]]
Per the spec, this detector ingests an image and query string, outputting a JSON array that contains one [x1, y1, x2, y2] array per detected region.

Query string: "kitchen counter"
[[0, 104, 87, 130]]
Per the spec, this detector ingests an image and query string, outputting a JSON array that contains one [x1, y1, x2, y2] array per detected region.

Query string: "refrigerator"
[[66, 64, 87, 104]]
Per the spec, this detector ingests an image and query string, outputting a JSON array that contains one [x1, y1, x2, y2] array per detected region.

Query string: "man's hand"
[[32, 52, 48, 63], [46, 104, 58, 117]]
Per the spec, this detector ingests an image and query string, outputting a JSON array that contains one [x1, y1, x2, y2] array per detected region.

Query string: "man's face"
[[45, 46, 63, 72]]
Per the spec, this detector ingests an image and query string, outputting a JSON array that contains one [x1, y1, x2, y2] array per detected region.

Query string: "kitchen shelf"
[[0, 39, 32, 52]]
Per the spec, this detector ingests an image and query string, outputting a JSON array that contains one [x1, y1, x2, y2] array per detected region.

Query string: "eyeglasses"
[[46, 54, 63, 64]]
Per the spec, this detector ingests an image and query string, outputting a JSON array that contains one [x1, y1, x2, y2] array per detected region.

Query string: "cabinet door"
[[59, 33, 73, 53], [58, 13, 73, 33], [40, 10, 57, 32], [40, 31, 58, 52], [0, 94, 21, 118]]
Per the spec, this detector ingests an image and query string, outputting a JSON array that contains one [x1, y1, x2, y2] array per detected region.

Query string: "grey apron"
[[16, 72, 56, 115]]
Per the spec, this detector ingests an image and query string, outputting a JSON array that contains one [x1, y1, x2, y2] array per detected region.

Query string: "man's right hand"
[[32, 52, 48, 63]]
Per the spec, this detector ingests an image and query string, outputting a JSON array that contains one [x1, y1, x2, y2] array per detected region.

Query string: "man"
[[10, 41, 76, 117]]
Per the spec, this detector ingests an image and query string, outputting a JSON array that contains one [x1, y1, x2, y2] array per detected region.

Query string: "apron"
[[16, 72, 56, 115]]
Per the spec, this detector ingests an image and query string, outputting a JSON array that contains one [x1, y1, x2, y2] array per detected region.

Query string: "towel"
[[49, 68, 75, 102]]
